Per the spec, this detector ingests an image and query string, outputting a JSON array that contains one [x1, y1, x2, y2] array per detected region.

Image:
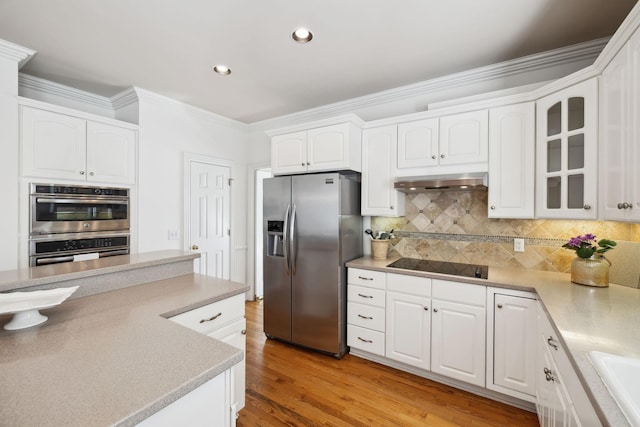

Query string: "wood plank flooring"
[[238, 300, 539, 427]]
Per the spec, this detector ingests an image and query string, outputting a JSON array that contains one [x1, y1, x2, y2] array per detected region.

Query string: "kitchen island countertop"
[[0, 272, 248, 426], [347, 256, 640, 427]]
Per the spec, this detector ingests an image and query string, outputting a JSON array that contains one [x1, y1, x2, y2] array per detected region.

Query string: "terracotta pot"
[[570, 255, 610, 287], [371, 239, 390, 260]]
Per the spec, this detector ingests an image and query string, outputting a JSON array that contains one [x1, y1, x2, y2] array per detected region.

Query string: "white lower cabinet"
[[347, 268, 386, 356], [535, 303, 600, 427], [169, 294, 246, 418], [385, 273, 431, 370], [486, 287, 537, 401], [430, 280, 486, 387], [137, 369, 234, 427]]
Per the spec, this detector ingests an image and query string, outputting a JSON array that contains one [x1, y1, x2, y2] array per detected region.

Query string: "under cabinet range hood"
[[394, 172, 488, 193]]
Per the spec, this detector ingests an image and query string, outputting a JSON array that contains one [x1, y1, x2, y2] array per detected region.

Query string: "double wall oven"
[[29, 183, 131, 266]]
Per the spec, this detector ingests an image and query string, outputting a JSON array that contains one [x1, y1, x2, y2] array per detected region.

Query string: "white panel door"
[[488, 103, 535, 218], [21, 106, 87, 180], [385, 291, 430, 369], [86, 121, 136, 184], [439, 110, 488, 165], [397, 118, 439, 168], [271, 131, 307, 175], [189, 161, 230, 279], [431, 299, 486, 387]]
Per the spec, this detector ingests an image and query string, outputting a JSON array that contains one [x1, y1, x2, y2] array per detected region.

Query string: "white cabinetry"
[[270, 122, 361, 175], [488, 103, 535, 218], [486, 287, 537, 401], [385, 273, 431, 370], [361, 125, 405, 216], [535, 78, 598, 219], [396, 110, 488, 169], [169, 294, 246, 414], [535, 303, 600, 427], [21, 105, 137, 184], [431, 279, 486, 387], [599, 28, 640, 221], [137, 369, 234, 427], [347, 268, 386, 356]]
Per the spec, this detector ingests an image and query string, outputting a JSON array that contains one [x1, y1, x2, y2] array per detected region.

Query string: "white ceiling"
[[0, 0, 637, 124]]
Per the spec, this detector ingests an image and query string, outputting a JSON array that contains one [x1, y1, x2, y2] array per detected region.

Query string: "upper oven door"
[[31, 195, 130, 234]]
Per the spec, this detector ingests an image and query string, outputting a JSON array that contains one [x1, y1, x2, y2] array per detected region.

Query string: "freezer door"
[[263, 176, 292, 342], [291, 173, 342, 354]]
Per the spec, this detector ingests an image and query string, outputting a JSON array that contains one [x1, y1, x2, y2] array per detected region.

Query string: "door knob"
[[191, 244, 199, 250]]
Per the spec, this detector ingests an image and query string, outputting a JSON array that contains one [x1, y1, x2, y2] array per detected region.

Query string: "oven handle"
[[36, 197, 128, 205], [35, 255, 75, 265]]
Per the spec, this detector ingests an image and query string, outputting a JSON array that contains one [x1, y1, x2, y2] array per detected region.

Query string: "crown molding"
[[132, 87, 248, 131], [19, 73, 114, 110], [0, 39, 36, 68], [110, 87, 139, 110], [594, 1, 640, 70], [248, 37, 608, 132]]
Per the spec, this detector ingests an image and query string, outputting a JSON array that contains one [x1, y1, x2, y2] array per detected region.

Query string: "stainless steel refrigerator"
[[263, 172, 362, 358]]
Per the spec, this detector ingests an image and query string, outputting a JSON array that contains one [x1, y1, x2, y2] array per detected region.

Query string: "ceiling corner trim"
[[0, 39, 36, 68]]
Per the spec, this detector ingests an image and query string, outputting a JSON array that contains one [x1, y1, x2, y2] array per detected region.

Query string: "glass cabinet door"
[[535, 78, 598, 219]]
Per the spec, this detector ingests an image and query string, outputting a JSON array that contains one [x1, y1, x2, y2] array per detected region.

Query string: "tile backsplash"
[[371, 190, 640, 287]]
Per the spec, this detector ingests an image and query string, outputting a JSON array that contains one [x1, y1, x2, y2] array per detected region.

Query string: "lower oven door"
[[29, 233, 130, 267]]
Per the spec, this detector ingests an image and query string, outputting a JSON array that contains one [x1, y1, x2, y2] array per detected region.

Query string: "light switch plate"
[[513, 238, 525, 253], [168, 230, 179, 240]]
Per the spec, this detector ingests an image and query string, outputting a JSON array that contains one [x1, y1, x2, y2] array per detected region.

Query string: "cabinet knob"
[[301, 163, 305, 166], [423, 306, 429, 311], [390, 206, 394, 210], [306, 162, 310, 166], [79, 171, 85, 175], [433, 308, 438, 313], [490, 205, 496, 210], [191, 244, 199, 250], [497, 304, 503, 308], [431, 155, 436, 160], [440, 154, 445, 159], [583, 204, 591, 210], [241, 329, 247, 335], [89, 171, 95, 176]]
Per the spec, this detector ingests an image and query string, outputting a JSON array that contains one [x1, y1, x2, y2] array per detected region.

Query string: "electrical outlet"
[[168, 230, 179, 240], [513, 238, 525, 253]]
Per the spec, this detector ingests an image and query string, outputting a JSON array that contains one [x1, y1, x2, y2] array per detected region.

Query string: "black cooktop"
[[387, 258, 488, 279]]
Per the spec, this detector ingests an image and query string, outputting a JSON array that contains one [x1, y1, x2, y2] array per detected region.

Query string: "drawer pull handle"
[[547, 336, 559, 350], [358, 276, 374, 281], [543, 367, 556, 382], [357, 293, 374, 299], [357, 314, 373, 320], [357, 336, 373, 343], [199, 312, 222, 323]]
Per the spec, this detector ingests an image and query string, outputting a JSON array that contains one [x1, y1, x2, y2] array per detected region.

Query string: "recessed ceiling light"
[[213, 65, 231, 75], [291, 27, 313, 43]]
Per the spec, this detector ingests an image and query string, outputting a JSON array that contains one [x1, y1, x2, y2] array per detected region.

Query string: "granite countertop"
[[0, 273, 249, 426], [347, 256, 640, 427]]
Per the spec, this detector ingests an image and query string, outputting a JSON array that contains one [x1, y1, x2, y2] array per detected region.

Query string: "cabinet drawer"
[[432, 279, 485, 306], [348, 324, 385, 356], [170, 294, 245, 334], [387, 273, 431, 297], [347, 302, 385, 332], [348, 285, 385, 308], [348, 268, 386, 289]]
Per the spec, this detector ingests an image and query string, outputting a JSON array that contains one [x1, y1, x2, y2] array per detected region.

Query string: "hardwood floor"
[[238, 300, 539, 427]]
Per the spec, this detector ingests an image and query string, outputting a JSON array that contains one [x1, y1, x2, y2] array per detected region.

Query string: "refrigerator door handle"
[[290, 203, 297, 275], [283, 204, 291, 275]]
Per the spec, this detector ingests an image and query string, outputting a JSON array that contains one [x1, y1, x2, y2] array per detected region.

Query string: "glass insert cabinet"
[[535, 78, 598, 219]]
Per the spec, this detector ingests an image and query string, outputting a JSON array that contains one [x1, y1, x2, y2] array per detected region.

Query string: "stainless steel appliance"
[[29, 232, 130, 266], [263, 172, 362, 358], [29, 183, 131, 266], [30, 183, 130, 235], [387, 258, 489, 279]]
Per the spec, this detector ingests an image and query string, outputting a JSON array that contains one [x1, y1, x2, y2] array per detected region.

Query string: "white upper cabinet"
[[488, 103, 535, 218], [535, 78, 598, 219], [397, 118, 439, 168], [439, 110, 489, 165], [599, 28, 640, 222], [270, 122, 361, 175], [361, 125, 405, 217], [397, 111, 488, 170], [21, 105, 137, 185]]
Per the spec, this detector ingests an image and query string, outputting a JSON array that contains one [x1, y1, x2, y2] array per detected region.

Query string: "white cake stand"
[[1, 286, 79, 331]]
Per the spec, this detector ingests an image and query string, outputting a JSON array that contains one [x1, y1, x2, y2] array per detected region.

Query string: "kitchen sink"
[[589, 351, 640, 426]]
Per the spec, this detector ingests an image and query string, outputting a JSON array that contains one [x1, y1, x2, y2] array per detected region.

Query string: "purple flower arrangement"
[[562, 234, 617, 259]]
